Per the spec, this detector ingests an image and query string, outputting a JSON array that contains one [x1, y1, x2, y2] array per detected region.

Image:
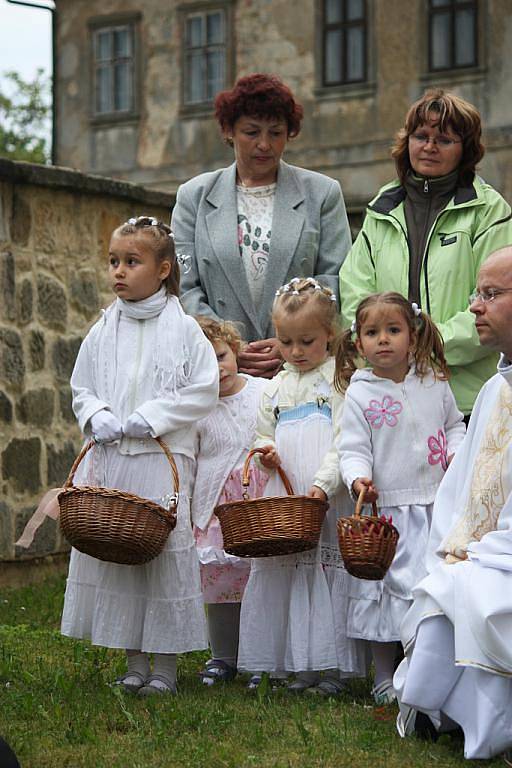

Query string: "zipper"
[[421, 209, 450, 315], [423, 179, 429, 194]]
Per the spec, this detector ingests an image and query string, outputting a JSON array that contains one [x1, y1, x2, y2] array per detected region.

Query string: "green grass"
[[0, 575, 502, 767]]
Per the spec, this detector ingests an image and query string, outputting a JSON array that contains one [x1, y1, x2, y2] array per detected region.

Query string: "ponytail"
[[413, 312, 450, 380], [334, 327, 359, 392]]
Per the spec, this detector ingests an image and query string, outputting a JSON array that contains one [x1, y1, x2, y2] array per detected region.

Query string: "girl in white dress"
[[238, 277, 366, 695], [192, 317, 267, 685], [61, 216, 219, 696], [335, 291, 465, 705]]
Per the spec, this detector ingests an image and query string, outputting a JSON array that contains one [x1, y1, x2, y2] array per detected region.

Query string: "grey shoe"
[[112, 671, 146, 694], [138, 674, 177, 697], [306, 679, 346, 698]]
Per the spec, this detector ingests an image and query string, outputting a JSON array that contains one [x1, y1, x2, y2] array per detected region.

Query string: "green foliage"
[[0, 575, 503, 767], [0, 68, 50, 164]]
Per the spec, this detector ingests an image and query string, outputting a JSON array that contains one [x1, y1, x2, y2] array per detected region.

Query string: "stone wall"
[[0, 159, 174, 562]]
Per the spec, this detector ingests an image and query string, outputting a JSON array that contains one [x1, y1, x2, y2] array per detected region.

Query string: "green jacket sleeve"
[[339, 223, 377, 328]]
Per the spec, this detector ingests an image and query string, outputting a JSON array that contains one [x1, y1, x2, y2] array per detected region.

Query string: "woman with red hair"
[[172, 73, 351, 377]]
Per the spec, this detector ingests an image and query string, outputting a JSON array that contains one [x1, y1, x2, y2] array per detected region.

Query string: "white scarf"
[[93, 287, 191, 408]]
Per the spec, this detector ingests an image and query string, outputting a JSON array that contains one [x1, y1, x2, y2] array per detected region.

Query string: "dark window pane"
[[96, 65, 112, 113], [346, 26, 364, 80], [96, 31, 112, 61], [114, 28, 131, 58], [186, 52, 204, 103], [325, 29, 343, 83], [186, 16, 203, 47], [206, 50, 224, 99], [346, 0, 364, 21], [455, 8, 476, 66], [430, 0, 448, 6], [207, 12, 224, 44], [431, 11, 451, 69], [114, 62, 131, 110], [325, 0, 342, 25]]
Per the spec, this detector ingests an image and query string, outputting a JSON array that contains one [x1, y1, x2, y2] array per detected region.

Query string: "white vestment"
[[394, 356, 512, 760]]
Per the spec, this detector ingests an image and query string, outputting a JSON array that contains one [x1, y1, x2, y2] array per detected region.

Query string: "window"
[[322, 0, 367, 86], [183, 9, 227, 105], [92, 22, 136, 116], [429, 0, 478, 71]]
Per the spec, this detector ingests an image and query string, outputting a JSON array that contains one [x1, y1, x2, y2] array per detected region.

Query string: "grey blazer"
[[171, 160, 351, 341]]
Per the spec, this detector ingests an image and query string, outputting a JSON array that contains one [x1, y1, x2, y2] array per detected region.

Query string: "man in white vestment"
[[394, 246, 512, 762]]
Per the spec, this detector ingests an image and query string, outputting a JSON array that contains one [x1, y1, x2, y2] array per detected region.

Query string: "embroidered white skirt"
[[238, 407, 365, 675], [346, 503, 433, 642], [61, 444, 207, 654]]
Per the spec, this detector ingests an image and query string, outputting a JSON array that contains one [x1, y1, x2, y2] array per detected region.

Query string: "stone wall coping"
[[0, 158, 176, 209]]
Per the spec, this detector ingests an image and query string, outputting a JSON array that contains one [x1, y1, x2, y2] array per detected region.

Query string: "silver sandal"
[[112, 671, 146, 694], [138, 674, 177, 697]]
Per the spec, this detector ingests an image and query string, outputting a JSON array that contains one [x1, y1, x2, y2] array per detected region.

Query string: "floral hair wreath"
[[125, 215, 192, 273], [275, 276, 336, 301]]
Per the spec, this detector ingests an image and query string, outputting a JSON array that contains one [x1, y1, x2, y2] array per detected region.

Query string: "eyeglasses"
[[469, 288, 512, 304], [410, 132, 462, 149]]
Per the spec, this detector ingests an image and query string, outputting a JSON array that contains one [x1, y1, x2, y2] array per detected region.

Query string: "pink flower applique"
[[427, 429, 448, 471], [364, 396, 403, 428]]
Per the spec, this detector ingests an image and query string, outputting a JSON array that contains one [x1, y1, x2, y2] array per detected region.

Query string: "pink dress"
[[192, 375, 267, 604]]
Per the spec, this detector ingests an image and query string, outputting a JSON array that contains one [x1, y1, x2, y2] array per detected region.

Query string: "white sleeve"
[[136, 323, 219, 437], [336, 390, 373, 495], [443, 381, 466, 455], [313, 392, 343, 498], [70, 327, 111, 434]]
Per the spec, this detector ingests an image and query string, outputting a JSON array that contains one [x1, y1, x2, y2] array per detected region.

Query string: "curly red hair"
[[214, 73, 303, 137]]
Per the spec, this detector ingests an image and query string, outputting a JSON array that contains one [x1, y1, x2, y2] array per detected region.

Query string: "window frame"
[[321, 0, 368, 88], [179, 0, 235, 116], [428, 0, 478, 73], [89, 12, 141, 124]]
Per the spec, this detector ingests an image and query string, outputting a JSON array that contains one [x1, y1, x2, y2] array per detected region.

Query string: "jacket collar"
[[369, 173, 479, 216]]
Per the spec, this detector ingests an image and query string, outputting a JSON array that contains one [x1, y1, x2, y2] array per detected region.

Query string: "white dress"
[[338, 367, 465, 643], [394, 358, 512, 759], [61, 296, 218, 654], [238, 359, 365, 675]]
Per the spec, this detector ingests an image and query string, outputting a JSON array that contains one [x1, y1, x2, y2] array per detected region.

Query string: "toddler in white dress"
[[238, 277, 366, 695], [335, 291, 465, 704]]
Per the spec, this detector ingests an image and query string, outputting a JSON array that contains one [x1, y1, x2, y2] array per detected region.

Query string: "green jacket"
[[339, 175, 512, 413]]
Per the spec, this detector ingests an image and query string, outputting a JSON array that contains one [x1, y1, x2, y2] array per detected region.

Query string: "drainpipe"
[[6, 0, 57, 165]]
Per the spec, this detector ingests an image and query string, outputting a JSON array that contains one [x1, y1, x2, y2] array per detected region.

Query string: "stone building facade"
[[54, 0, 512, 219], [0, 159, 174, 565]]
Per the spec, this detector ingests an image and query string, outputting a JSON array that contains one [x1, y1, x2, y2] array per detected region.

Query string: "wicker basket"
[[337, 489, 399, 580], [215, 448, 328, 557], [59, 437, 179, 565]]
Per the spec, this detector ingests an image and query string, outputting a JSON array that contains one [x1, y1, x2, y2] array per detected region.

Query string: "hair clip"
[[127, 217, 138, 225], [290, 277, 301, 284], [150, 218, 159, 226], [330, 294, 336, 302], [411, 302, 422, 317], [351, 320, 357, 333], [168, 231, 175, 240], [292, 290, 300, 295]]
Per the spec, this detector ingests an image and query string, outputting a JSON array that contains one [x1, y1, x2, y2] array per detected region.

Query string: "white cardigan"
[[254, 357, 343, 499], [71, 311, 219, 460], [337, 367, 465, 507], [191, 375, 266, 530]]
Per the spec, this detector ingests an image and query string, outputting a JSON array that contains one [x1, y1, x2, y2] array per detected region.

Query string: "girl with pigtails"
[[335, 291, 466, 705]]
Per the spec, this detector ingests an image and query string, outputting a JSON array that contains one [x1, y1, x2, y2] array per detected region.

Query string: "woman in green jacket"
[[339, 89, 512, 414]]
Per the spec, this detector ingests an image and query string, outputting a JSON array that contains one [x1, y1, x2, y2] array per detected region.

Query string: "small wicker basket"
[[215, 448, 328, 558], [59, 437, 178, 565], [337, 489, 399, 580]]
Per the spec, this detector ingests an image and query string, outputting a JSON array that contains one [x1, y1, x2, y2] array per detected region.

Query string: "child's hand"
[[445, 552, 467, 564], [307, 485, 327, 502], [352, 477, 379, 503], [259, 445, 281, 469]]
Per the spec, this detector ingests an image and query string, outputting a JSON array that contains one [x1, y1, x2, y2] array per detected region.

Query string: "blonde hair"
[[272, 277, 340, 349], [334, 292, 449, 391], [194, 315, 243, 355], [114, 215, 180, 296]]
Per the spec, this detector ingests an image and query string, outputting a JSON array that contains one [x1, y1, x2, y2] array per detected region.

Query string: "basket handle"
[[63, 436, 179, 495], [242, 448, 294, 499], [354, 488, 378, 519]]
